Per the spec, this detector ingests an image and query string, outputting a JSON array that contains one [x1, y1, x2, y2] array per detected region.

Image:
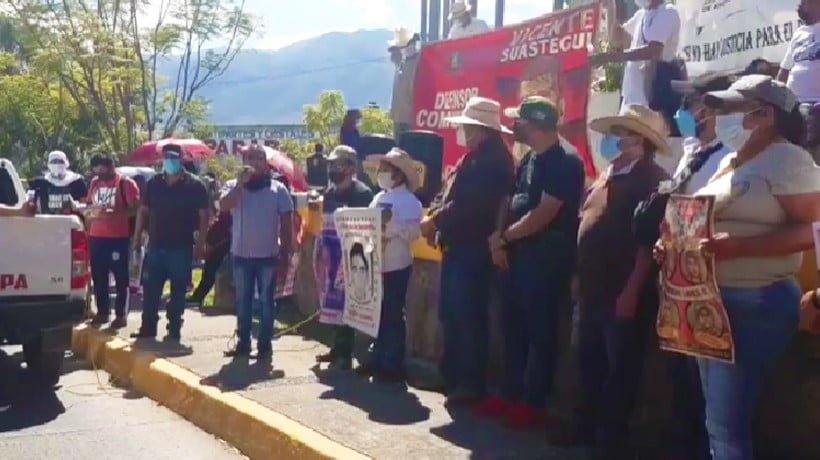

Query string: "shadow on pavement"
[[310, 364, 431, 426], [200, 357, 285, 391], [0, 349, 67, 432]]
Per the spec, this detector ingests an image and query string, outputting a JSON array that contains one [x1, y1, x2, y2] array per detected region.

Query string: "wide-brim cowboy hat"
[[366, 148, 422, 192], [387, 27, 417, 49], [449, 1, 472, 20], [444, 96, 513, 134], [589, 104, 671, 154]]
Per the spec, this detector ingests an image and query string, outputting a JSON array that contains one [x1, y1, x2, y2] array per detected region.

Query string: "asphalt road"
[[0, 348, 245, 460]]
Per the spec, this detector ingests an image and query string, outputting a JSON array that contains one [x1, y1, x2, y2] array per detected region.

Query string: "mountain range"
[[174, 29, 396, 125]]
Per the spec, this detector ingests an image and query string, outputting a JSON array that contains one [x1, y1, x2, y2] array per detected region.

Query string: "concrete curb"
[[71, 325, 371, 460]]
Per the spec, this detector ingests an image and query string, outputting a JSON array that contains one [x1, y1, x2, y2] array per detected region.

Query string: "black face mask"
[[97, 170, 115, 181]]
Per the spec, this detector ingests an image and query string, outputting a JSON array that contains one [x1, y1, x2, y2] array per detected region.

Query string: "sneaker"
[[354, 362, 376, 377], [130, 328, 156, 340], [89, 313, 110, 326], [111, 316, 127, 329], [328, 357, 352, 371], [315, 352, 335, 363], [503, 402, 547, 430], [473, 396, 512, 418]]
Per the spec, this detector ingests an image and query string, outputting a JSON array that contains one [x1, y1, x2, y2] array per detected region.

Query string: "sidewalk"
[[81, 304, 589, 460]]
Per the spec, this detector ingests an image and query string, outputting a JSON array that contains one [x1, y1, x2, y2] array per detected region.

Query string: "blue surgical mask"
[[163, 158, 182, 175], [599, 134, 621, 161], [674, 109, 697, 139]]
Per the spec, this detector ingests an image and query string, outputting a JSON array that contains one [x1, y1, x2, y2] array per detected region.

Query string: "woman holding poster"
[[356, 148, 422, 383], [662, 75, 820, 460]]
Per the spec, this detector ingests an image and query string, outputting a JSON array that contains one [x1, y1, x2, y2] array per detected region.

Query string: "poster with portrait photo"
[[657, 195, 735, 363], [334, 208, 383, 338]]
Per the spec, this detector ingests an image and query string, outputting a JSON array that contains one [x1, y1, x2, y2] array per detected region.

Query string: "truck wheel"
[[23, 337, 64, 387]]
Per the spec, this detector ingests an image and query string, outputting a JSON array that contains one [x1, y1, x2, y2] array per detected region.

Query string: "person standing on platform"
[[314, 146, 374, 370], [448, 1, 490, 40], [389, 28, 419, 142], [340, 109, 363, 154], [477, 97, 584, 429], [422, 97, 515, 405]]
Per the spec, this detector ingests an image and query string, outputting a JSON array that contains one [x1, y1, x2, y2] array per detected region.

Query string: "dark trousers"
[[370, 267, 412, 373], [141, 246, 193, 335], [439, 244, 492, 395], [668, 354, 710, 460], [501, 242, 572, 407], [330, 326, 355, 360], [189, 242, 229, 303], [89, 237, 130, 318], [578, 302, 654, 458]]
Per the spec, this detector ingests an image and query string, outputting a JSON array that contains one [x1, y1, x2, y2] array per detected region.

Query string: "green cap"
[[504, 96, 560, 129]]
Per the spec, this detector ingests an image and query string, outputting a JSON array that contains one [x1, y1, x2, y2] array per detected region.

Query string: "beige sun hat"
[[366, 148, 422, 191], [589, 104, 671, 154], [444, 96, 513, 134], [388, 27, 417, 49], [449, 1, 472, 20]]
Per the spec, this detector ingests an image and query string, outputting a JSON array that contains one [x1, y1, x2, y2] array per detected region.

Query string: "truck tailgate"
[[0, 216, 77, 297]]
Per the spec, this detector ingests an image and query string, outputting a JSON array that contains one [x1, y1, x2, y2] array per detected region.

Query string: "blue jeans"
[[233, 256, 277, 353], [439, 244, 492, 395], [501, 241, 572, 407], [142, 246, 193, 335], [371, 267, 412, 373], [89, 237, 130, 318], [698, 279, 801, 460]]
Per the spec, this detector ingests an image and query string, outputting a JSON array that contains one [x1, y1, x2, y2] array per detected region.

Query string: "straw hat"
[[388, 27, 417, 49], [450, 1, 472, 20], [589, 105, 671, 154], [444, 97, 513, 134], [366, 148, 422, 191]]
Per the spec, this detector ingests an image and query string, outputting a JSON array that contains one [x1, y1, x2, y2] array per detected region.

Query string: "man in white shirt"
[[590, 0, 681, 109], [670, 73, 736, 195], [448, 1, 490, 40], [777, 0, 820, 104]]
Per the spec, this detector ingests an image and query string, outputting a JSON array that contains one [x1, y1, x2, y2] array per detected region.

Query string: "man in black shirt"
[[480, 97, 584, 428], [306, 143, 328, 189], [312, 145, 373, 370], [132, 144, 210, 341], [30, 151, 87, 215]]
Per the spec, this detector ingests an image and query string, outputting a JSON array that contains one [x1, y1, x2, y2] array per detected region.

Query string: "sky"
[[243, 0, 554, 49]]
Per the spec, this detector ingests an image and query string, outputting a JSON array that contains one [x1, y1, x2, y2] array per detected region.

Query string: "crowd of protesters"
[[3, 0, 820, 458]]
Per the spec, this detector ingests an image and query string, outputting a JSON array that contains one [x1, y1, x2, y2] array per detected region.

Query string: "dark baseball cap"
[[161, 143, 183, 158], [504, 96, 560, 129], [704, 75, 798, 112]]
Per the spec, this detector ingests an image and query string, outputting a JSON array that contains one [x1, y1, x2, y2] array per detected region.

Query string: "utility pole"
[[553, 0, 565, 10], [495, 0, 505, 28]]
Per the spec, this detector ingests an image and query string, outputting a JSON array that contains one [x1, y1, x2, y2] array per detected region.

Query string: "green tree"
[[360, 106, 393, 136], [303, 90, 346, 149]]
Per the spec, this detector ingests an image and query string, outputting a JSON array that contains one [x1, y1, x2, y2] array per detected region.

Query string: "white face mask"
[[715, 114, 746, 150], [48, 164, 67, 177], [456, 126, 468, 147], [377, 172, 394, 190], [634, 0, 652, 9]]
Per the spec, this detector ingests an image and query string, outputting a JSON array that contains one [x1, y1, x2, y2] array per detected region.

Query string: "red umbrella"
[[262, 146, 308, 192], [128, 138, 214, 165]]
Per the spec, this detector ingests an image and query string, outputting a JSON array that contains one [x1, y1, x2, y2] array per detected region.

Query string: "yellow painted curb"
[[72, 325, 370, 460]]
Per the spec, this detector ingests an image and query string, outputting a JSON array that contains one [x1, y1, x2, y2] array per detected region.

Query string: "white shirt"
[[448, 17, 490, 40], [673, 138, 735, 195], [621, 4, 681, 108], [370, 185, 423, 273], [781, 23, 820, 103]]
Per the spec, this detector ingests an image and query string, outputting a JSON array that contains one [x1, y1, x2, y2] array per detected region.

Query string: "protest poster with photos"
[[657, 195, 735, 363], [334, 208, 383, 338]]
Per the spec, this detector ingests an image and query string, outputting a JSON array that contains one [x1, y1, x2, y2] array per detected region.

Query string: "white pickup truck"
[[0, 158, 90, 385]]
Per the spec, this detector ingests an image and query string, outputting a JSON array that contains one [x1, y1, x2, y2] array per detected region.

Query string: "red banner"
[[413, 4, 599, 178]]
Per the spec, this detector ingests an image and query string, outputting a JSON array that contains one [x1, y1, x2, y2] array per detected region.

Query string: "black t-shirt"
[[31, 174, 88, 215], [510, 143, 585, 244], [143, 173, 209, 248], [323, 179, 373, 213]]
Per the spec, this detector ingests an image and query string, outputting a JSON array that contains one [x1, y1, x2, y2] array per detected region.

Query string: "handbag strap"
[[664, 142, 724, 193]]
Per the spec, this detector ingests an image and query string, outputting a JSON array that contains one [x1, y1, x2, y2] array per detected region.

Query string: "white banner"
[[677, 0, 800, 76], [334, 208, 383, 338]]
